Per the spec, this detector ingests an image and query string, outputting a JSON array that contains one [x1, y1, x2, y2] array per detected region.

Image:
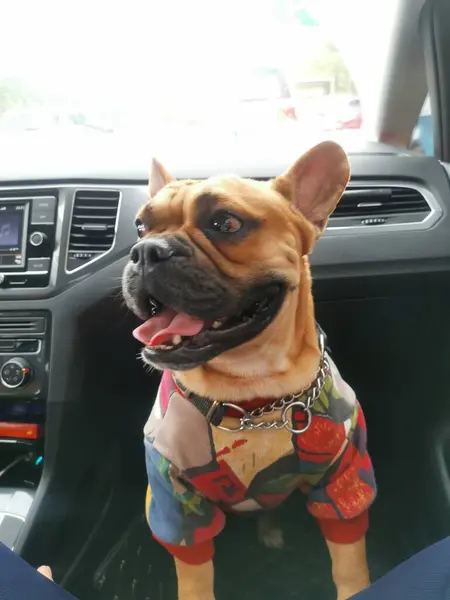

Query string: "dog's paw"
[[257, 514, 284, 550]]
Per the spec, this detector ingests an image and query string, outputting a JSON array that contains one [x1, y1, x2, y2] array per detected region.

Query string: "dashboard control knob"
[[0, 358, 33, 389], [29, 231, 46, 247]]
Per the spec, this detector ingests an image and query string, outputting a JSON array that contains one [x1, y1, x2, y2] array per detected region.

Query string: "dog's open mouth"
[[132, 282, 286, 369]]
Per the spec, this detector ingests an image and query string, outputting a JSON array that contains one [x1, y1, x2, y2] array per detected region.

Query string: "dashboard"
[[1, 145, 450, 298], [0, 144, 448, 395], [0, 140, 449, 564], [0, 144, 448, 396]]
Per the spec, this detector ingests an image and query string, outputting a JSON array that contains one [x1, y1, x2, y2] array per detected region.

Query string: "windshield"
[[0, 0, 400, 162]]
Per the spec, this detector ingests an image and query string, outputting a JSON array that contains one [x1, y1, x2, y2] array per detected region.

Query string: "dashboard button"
[[27, 258, 50, 272], [31, 197, 56, 225], [29, 231, 46, 247], [31, 209, 55, 225], [9, 279, 28, 286], [0, 423, 44, 439], [1, 358, 33, 389], [33, 197, 56, 212]]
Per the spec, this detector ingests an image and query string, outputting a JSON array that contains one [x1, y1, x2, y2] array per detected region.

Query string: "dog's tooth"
[[212, 321, 221, 329], [173, 334, 182, 345]]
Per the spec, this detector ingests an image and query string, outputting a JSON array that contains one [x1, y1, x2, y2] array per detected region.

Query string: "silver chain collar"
[[216, 332, 331, 434]]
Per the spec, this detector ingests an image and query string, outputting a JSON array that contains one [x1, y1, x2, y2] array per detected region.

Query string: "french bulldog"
[[122, 141, 376, 600]]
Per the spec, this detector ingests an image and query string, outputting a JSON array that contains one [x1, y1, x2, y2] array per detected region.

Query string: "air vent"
[[328, 184, 436, 231], [66, 189, 120, 272], [0, 315, 45, 336]]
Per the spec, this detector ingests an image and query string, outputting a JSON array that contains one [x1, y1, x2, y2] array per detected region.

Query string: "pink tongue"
[[133, 309, 205, 347]]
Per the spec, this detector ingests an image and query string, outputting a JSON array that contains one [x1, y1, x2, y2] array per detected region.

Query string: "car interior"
[[1, 0, 450, 598]]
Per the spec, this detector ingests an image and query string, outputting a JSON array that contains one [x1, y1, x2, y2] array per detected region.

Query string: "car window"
[[0, 1, 366, 152], [410, 95, 434, 156], [0, 0, 416, 162], [235, 69, 291, 101]]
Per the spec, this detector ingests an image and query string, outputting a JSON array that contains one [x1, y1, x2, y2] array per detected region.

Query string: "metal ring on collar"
[[215, 403, 250, 432], [282, 401, 313, 434]]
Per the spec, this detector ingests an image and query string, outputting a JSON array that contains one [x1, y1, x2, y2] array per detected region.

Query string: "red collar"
[[223, 396, 275, 417], [172, 323, 327, 425], [171, 323, 328, 426], [174, 378, 282, 421]]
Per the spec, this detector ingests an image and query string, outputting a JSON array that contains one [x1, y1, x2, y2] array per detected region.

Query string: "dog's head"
[[123, 141, 350, 372]]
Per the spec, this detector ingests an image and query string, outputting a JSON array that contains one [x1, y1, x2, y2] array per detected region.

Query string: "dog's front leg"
[[175, 558, 215, 600], [326, 538, 370, 600]]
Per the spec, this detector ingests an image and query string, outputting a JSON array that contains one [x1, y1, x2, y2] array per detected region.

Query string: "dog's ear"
[[272, 141, 350, 245], [149, 158, 175, 197]]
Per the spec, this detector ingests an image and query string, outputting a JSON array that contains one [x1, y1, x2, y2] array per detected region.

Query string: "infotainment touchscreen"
[[0, 202, 28, 268]]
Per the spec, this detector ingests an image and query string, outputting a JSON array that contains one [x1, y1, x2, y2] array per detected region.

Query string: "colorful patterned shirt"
[[143, 356, 376, 564]]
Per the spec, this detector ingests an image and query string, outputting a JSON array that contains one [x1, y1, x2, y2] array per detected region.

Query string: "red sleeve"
[[306, 404, 376, 543], [154, 536, 214, 565], [317, 510, 368, 544]]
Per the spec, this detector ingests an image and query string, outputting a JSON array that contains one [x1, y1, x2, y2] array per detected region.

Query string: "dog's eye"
[[135, 218, 148, 238], [210, 212, 242, 234]]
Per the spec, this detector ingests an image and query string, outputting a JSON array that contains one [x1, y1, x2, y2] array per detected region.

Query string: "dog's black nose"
[[130, 238, 186, 268]]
